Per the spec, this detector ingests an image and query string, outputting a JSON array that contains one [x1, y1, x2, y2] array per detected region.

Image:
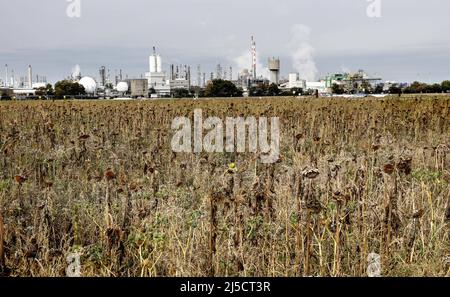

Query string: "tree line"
[[21, 78, 450, 100]]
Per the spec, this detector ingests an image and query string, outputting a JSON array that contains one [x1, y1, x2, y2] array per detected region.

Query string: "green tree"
[[425, 83, 442, 93], [442, 80, 450, 92], [361, 81, 372, 94], [290, 87, 303, 96], [249, 84, 268, 97], [331, 83, 345, 94], [204, 79, 243, 97], [388, 85, 402, 95], [267, 83, 280, 96], [45, 83, 54, 96], [405, 81, 426, 94], [171, 88, 190, 98], [35, 87, 47, 98], [55, 80, 86, 98], [35, 83, 54, 98], [374, 84, 384, 94]]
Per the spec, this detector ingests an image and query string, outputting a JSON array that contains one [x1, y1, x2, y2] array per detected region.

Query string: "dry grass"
[[0, 95, 449, 277]]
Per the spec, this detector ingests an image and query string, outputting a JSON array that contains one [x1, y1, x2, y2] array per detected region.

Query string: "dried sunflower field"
[[0, 95, 449, 277]]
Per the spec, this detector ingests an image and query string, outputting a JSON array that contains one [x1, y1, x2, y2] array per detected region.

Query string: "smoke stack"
[[28, 65, 33, 89], [251, 36, 257, 79], [5, 64, 8, 88]]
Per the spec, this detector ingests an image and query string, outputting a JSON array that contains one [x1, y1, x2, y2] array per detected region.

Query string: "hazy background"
[[1, 0, 449, 83]]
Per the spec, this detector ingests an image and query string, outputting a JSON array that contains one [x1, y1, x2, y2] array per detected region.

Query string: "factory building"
[[170, 78, 190, 90], [268, 58, 280, 85], [306, 81, 328, 94], [0, 87, 14, 99], [145, 47, 171, 97], [284, 73, 329, 94], [288, 73, 306, 89], [0, 64, 50, 99], [324, 70, 382, 93], [169, 64, 191, 91], [126, 79, 148, 98]]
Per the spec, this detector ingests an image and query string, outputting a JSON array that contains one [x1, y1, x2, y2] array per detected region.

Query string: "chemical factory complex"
[[0, 37, 392, 100]]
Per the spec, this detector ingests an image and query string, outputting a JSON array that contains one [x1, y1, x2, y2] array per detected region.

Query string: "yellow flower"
[[228, 163, 238, 173]]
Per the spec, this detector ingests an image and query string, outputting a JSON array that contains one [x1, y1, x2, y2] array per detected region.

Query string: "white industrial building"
[[284, 73, 330, 94], [288, 73, 306, 89], [145, 47, 171, 97], [306, 81, 328, 94]]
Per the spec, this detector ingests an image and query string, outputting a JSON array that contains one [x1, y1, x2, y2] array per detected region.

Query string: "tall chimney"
[[11, 69, 15, 88], [28, 65, 33, 88], [5, 64, 8, 87]]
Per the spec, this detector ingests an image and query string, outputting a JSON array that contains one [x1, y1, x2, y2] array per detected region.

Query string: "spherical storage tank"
[[116, 82, 129, 93], [79, 76, 97, 94]]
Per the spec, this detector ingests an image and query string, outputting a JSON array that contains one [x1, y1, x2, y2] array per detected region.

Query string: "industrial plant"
[[1, 36, 392, 100]]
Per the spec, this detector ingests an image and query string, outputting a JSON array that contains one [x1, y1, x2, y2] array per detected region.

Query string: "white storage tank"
[[79, 76, 97, 94], [116, 81, 129, 93]]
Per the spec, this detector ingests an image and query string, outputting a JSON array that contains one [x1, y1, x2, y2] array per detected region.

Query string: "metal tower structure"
[[251, 36, 257, 79], [216, 64, 222, 80], [28, 65, 32, 89], [197, 65, 201, 87], [5, 64, 8, 88], [99, 66, 106, 87], [11, 69, 14, 88], [187, 66, 191, 88]]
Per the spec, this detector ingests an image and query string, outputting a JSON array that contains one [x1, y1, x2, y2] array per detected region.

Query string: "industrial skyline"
[[1, 0, 449, 84]]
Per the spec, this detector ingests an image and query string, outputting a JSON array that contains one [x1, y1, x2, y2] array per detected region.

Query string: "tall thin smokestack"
[[28, 65, 33, 88], [11, 69, 15, 88], [5, 64, 8, 87], [251, 36, 257, 79]]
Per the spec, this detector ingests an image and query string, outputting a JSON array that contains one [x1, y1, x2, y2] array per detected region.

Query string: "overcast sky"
[[1, 0, 449, 83]]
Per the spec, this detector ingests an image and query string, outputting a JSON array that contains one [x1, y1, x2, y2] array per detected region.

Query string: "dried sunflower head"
[[302, 168, 320, 179]]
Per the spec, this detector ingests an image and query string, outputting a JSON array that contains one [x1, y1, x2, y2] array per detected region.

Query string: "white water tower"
[[268, 58, 280, 85]]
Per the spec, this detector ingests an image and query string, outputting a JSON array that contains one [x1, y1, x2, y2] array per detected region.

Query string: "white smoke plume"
[[289, 25, 318, 81], [341, 66, 352, 74], [233, 49, 268, 78], [72, 64, 81, 79]]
